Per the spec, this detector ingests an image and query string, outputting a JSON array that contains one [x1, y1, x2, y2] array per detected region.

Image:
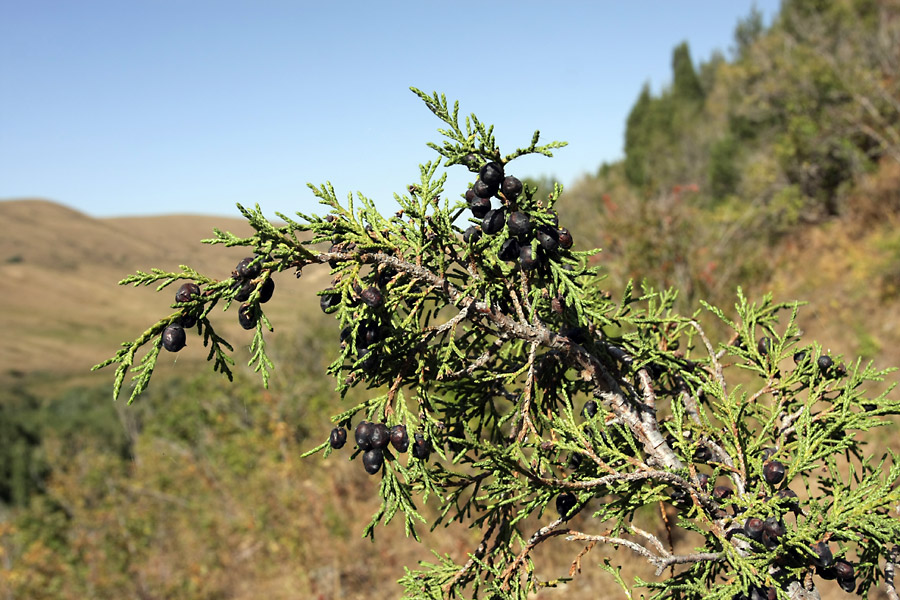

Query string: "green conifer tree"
[[624, 83, 653, 187], [96, 89, 900, 600], [672, 42, 705, 104]]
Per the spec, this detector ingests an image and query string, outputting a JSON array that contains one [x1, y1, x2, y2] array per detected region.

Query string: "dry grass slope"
[[0, 198, 327, 393]]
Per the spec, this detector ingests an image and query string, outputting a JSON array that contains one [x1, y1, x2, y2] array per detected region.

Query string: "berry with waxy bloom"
[[460, 153, 479, 170], [536, 225, 559, 251], [258, 277, 275, 303], [361, 286, 384, 309], [568, 453, 584, 469], [472, 179, 496, 199], [479, 161, 504, 187], [356, 320, 380, 348], [818, 565, 837, 581], [175, 282, 201, 303], [238, 303, 257, 330], [412, 433, 430, 460], [235, 282, 253, 302], [162, 324, 186, 352], [379, 267, 397, 286], [179, 313, 197, 329], [482, 209, 505, 235], [235, 256, 261, 279], [713, 485, 732, 500], [764, 460, 786, 485], [330, 427, 347, 449], [834, 559, 854, 580], [762, 516, 785, 548], [362, 448, 384, 475], [507, 211, 531, 237], [547, 210, 559, 227], [469, 196, 491, 218], [498, 238, 520, 262], [519, 245, 539, 270], [776, 488, 799, 511], [357, 347, 378, 370], [744, 517, 764, 541], [369, 423, 390, 449], [355, 421, 374, 450], [500, 175, 522, 200], [556, 493, 577, 519], [390, 425, 409, 453], [320, 290, 341, 313], [810, 541, 834, 568]]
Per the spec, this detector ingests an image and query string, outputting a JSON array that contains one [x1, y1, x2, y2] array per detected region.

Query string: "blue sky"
[[1, 1, 781, 219]]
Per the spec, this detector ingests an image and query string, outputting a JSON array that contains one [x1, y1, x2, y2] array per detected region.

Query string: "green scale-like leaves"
[[95, 89, 900, 600]]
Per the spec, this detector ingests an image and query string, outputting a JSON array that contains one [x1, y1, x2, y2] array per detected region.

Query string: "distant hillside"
[[561, 0, 900, 309], [554, 0, 900, 386], [0, 199, 328, 389]]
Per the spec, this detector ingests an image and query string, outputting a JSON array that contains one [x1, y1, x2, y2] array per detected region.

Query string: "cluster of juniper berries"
[[462, 160, 573, 271], [160, 256, 275, 353], [717, 340, 854, 597], [329, 422, 431, 475], [320, 279, 388, 371], [161, 281, 200, 352], [314, 158, 579, 478]]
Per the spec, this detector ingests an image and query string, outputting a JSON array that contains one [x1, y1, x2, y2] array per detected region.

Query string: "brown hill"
[[0, 199, 328, 391]]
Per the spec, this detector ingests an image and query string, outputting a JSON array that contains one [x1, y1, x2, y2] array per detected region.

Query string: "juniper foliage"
[[95, 88, 900, 600]]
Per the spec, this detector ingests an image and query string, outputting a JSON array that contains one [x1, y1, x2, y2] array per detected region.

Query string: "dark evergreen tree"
[[671, 41, 705, 104], [624, 83, 653, 186], [708, 134, 741, 199], [732, 4, 765, 59]]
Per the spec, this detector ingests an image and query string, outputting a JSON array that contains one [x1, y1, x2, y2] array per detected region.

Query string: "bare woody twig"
[[439, 338, 505, 380], [443, 518, 499, 594], [630, 525, 668, 557], [564, 530, 722, 577], [690, 319, 726, 392], [886, 546, 900, 600], [518, 467, 720, 514], [516, 342, 540, 442], [500, 518, 571, 589], [636, 369, 670, 460]]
